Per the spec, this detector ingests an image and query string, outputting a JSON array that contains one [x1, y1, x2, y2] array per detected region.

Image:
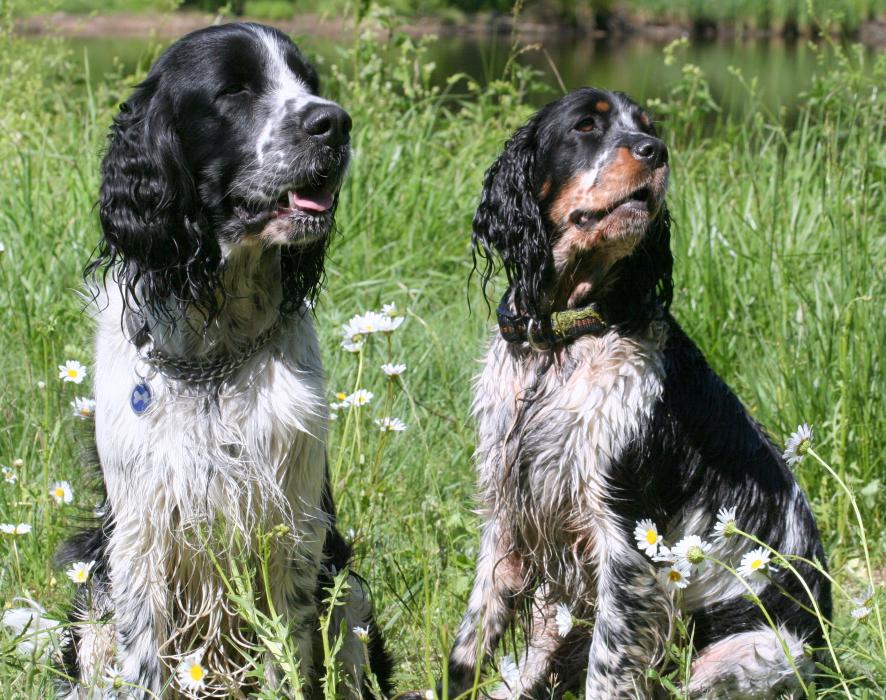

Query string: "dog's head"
[[94, 22, 350, 317], [473, 88, 673, 327]]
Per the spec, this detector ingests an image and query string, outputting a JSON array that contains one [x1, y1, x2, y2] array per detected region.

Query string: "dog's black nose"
[[303, 104, 352, 147], [631, 137, 668, 168]]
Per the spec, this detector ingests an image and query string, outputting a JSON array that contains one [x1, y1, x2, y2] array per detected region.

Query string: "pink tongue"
[[289, 190, 333, 212]]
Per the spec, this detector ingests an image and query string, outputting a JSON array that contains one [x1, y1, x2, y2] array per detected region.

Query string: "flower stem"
[[807, 447, 886, 660]]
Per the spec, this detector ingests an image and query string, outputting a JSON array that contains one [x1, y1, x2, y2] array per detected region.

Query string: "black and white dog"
[[58, 23, 391, 698], [441, 89, 831, 698]]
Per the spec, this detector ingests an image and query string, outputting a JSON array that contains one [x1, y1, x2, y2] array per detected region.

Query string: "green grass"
[[0, 6, 884, 699]]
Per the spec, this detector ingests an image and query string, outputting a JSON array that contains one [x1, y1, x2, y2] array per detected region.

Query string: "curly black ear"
[[89, 75, 220, 319], [472, 120, 550, 320]]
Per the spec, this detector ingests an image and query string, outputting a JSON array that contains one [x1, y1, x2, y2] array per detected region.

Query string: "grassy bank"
[[0, 6, 884, 699], [11, 0, 886, 38]]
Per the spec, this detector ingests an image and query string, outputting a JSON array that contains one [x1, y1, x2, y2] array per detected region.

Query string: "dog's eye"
[[216, 84, 252, 100], [574, 117, 597, 133]]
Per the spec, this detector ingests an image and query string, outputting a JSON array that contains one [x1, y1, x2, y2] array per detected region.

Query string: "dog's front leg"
[[108, 521, 168, 696], [584, 553, 670, 700], [446, 516, 525, 698]]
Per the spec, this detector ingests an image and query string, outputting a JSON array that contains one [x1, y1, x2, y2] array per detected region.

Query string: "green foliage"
[[0, 4, 884, 698]]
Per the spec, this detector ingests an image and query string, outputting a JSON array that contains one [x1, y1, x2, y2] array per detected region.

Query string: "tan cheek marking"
[[550, 148, 648, 226], [549, 176, 585, 226], [640, 112, 651, 128], [595, 100, 610, 112]]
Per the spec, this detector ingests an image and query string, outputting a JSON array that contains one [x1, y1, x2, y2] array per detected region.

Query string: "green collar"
[[496, 293, 608, 348]]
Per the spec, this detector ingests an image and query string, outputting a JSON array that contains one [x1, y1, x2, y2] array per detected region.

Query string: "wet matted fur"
[[442, 88, 830, 699], [56, 23, 392, 698]]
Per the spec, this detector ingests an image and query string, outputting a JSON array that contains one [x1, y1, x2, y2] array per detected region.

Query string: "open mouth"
[[272, 187, 334, 217], [570, 186, 652, 230], [234, 184, 336, 233]]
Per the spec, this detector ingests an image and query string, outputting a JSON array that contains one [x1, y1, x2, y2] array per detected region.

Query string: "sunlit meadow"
[[0, 4, 883, 698]]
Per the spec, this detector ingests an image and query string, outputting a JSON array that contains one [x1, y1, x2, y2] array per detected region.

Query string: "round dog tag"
[[130, 382, 154, 415]]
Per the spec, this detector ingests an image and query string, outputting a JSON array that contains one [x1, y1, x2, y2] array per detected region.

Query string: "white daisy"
[[554, 603, 573, 637], [177, 650, 208, 691], [2, 466, 16, 484], [382, 302, 400, 317], [672, 535, 712, 573], [738, 547, 774, 582], [49, 481, 74, 505], [851, 606, 872, 621], [633, 519, 662, 558], [352, 625, 370, 643], [58, 360, 87, 384], [381, 363, 406, 377], [659, 561, 691, 592], [783, 424, 813, 467], [0, 241, 4, 255], [66, 560, 96, 584], [71, 397, 96, 420], [375, 417, 407, 432], [347, 389, 373, 408], [712, 506, 738, 540], [36, 380, 46, 390], [852, 585, 874, 607], [652, 544, 676, 563], [499, 654, 520, 686], [1, 523, 31, 535], [103, 664, 126, 690], [377, 315, 405, 333], [341, 339, 364, 353], [12, 458, 24, 468], [341, 311, 388, 341]]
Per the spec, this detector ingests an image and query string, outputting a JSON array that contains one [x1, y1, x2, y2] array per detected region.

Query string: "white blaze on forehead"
[[253, 27, 335, 164], [577, 151, 609, 190]]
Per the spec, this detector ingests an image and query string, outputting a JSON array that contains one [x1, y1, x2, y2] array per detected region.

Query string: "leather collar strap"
[[496, 292, 608, 347]]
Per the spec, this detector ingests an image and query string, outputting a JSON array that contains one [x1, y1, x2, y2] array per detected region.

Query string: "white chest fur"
[[93, 291, 329, 543], [472, 326, 666, 599]]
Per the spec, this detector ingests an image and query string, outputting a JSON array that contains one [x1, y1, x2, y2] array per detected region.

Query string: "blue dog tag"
[[130, 382, 154, 415]]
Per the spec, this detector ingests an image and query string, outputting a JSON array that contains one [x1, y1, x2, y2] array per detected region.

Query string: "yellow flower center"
[[189, 664, 205, 682], [54, 488, 64, 499], [668, 570, 682, 582], [645, 530, 657, 545], [74, 570, 87, 582], [335, 392, 347, 401], [67, 369, 78, 378], [750, 558, 764, 570]]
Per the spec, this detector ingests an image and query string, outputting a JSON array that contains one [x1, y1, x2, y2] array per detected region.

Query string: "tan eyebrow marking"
[[639, 112, 651, 127], [595, 100, 611, 112]]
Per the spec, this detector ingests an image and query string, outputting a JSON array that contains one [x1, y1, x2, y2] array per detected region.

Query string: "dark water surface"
[[63, 32, 854, 117]]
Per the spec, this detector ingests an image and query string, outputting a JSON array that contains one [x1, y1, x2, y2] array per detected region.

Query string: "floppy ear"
[[93, 77, 219, 318], [472, 121, 550, 320]]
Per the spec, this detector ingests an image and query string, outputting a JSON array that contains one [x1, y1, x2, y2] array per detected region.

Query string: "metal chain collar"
[[141, 314, 286, 384]]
